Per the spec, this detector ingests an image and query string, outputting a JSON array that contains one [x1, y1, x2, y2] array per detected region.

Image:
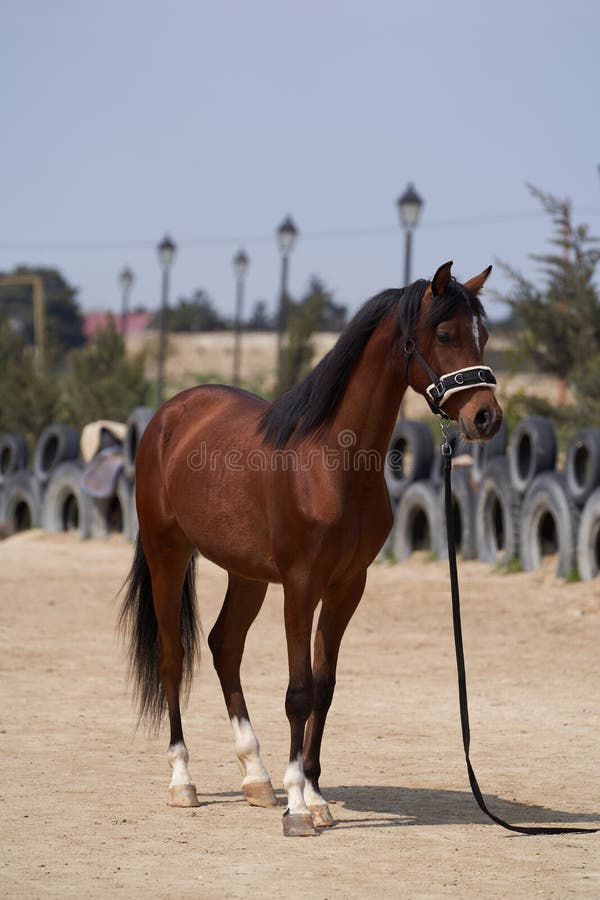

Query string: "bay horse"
[[119, 261, 502, 837]]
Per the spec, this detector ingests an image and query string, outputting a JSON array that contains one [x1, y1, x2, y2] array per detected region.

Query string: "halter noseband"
[[402, 337, 497, 420]]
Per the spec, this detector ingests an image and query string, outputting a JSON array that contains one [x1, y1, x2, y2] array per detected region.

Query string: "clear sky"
[[2, 0, 600, 323]]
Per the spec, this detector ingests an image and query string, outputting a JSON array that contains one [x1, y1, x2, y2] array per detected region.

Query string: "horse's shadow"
[[199, 784, 598, 830], [324, 785, 599, 830]]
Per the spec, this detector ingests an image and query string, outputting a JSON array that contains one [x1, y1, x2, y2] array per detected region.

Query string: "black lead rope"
[[441, 434, 598, 836]]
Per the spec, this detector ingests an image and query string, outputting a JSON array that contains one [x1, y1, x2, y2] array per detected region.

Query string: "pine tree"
[[0, 320, 58, 447], [276, 278, 327, 395], [497, 185, 600, 408]]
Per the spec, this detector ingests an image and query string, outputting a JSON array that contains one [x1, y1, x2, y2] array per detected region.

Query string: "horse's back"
[[140, 384, 266, 456]]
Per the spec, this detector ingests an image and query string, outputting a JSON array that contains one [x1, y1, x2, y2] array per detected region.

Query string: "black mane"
[[259, 276, 484, 448]]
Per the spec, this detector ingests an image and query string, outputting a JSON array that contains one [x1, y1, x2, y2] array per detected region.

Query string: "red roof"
[[83, 311, 152, 339]]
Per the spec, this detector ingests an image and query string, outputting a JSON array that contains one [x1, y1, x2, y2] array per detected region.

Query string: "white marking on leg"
[[303, 779, 327, 808], [283, 754, 310, 816], [167, 741, 193, 788], [230, 716, 270, 786], [472, 315, 481, 355]]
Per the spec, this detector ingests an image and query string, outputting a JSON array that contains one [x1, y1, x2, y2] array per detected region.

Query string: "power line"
[[1, 207, 599, 252]]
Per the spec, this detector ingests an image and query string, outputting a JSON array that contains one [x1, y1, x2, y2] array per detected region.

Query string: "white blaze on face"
[[472, 315, 482, 355], [230, 716, 270, 785]]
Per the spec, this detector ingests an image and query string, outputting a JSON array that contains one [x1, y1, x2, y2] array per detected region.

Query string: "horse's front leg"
[[302, 570, 367, 828], [281, 572, 321, 837]]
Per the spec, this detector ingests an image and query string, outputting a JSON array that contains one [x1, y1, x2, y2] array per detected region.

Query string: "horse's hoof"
[[168, 783, 200, 807], [282, 810, 318, 837], [243, 780, 278, 807], [309, 803, 335, 828]]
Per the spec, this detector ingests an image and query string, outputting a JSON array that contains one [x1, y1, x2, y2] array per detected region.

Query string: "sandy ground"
[[1, 532, 599, 899]]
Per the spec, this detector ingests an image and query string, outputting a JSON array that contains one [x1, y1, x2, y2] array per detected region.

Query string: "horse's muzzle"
[[460, 404, 502, 441]]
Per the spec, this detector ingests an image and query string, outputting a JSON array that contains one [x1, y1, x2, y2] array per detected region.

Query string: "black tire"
[[449, 466, 477, 560], [384, 420, 434, 500], [577, 487, 600, 581], [0, 470, 42, 535], [471, 418, 508, 484], [430, 423, 471, 485], [474, 456, 521, 566], [91, 474, 136, 540], [375, 498, 398, 562], [33, 424, 80, 485], [565, 429, 600, 507], [391, 480, 446, 561], [0, 433, 29, 486], [508, 416, 556, 494], [128, 479, 139, 542], [41, 462, 91, 539], [123, 407, 155, 480], [519, 472, 577, 578]]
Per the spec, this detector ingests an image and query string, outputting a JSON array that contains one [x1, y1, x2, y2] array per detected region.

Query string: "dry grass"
[[128, 330, 568, 413]]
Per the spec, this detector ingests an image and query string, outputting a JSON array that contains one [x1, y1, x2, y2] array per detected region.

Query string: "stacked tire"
[[0, 410, 154, 544], [387, 420, 445, 561], [119, 407, 154, 541], [566, 429, 600, 580], [33, 425, 91, 538], [82, 408, 154, 542], [382, 414, 600, 582], [508, 416, 578, 578], [0, 433, 40, 536]]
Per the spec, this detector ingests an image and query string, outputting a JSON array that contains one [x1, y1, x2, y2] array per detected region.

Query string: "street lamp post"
[[276, 215, 298, 380], [232, 249, 250, 386], [119, 267, 134, 336], [156, 234, 176, 406], [397, 183, 424, 286]]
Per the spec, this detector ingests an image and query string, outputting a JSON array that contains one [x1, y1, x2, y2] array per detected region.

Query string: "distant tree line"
[[0, 319, 150, 447], [0, 265, 348, 440], [152, 278, 347, 334], [0, 266, 85, 352], [4, 198, 598, 439]]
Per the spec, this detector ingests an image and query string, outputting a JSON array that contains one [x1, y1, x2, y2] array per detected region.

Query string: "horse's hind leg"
[[146, 533, 200, 808], [302, 570, 367, 828], [208, 574, 276, 807]]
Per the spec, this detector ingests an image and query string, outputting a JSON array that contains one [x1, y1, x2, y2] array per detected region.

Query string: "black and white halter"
[[402, 336, 496, 420]]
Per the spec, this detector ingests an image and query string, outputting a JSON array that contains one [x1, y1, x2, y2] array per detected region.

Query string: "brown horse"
[[120, 260, 502, 837]]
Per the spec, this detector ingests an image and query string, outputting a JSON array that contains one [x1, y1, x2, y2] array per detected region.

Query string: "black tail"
[[118, 534, 199, 732]]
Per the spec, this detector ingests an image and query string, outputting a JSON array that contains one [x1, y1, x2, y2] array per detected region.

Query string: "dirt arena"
[[1, 532, 598, 898]]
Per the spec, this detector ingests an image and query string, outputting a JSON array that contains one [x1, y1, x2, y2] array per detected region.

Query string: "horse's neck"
[[329, 312, 407, 455]]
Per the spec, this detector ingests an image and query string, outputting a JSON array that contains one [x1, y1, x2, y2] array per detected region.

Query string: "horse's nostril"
[[474, 407, 491, 431]]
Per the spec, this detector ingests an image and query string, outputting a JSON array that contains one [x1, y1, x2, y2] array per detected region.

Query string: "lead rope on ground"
[[440, 422, 597, 835]]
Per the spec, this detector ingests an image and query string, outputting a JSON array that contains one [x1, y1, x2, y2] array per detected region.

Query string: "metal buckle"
[[440, 420, 452, 456]]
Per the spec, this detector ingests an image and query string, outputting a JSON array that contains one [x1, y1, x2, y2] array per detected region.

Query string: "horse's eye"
[[436, 331, 451, 345]]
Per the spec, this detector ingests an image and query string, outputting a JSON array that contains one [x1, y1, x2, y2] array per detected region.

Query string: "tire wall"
[[384, 416, 599, 580], [1, 414, 600, 580], [0, 413, 153, 543]]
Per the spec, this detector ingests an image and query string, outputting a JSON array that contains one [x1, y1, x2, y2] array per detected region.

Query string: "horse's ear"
[[431, 261, 453, 297], [463, 265, 493, 295]]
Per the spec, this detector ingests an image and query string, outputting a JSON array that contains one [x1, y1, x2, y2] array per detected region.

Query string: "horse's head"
[[406, 261, 502, 441]]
